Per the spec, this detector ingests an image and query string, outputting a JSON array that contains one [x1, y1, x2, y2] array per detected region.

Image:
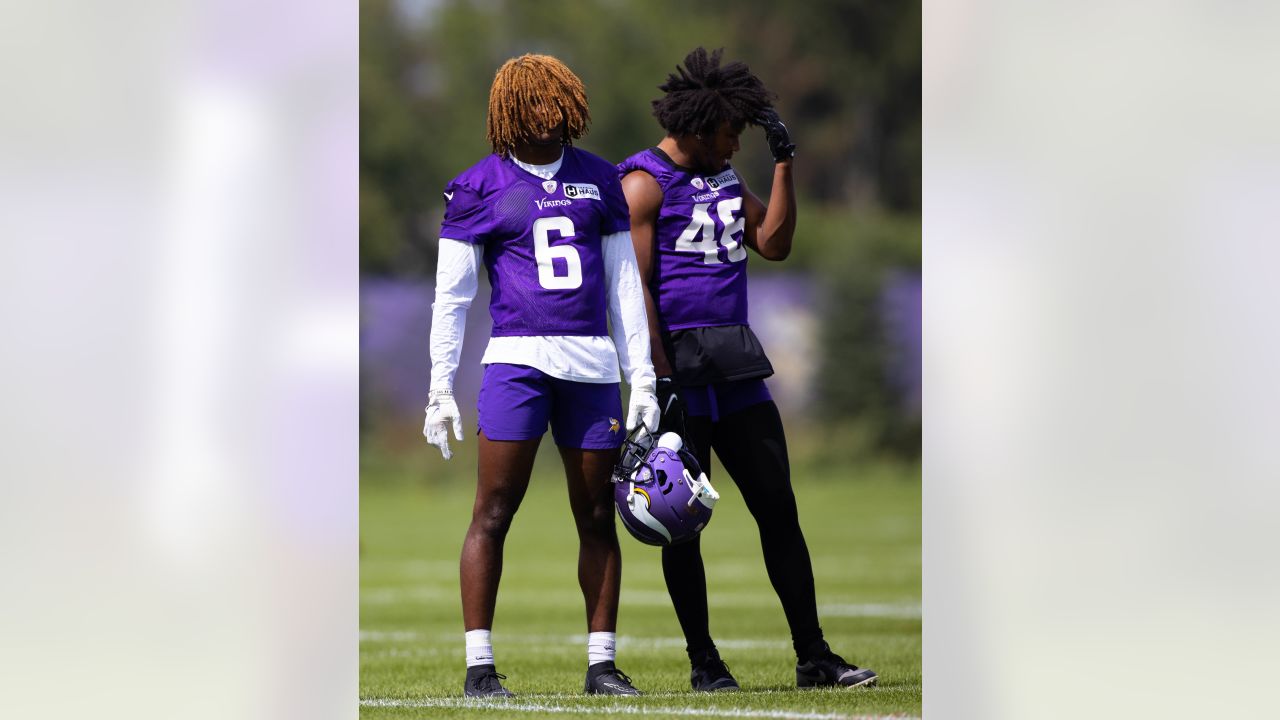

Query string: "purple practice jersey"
[[617, 148, 750, 331], [441, 146, 631, 336]]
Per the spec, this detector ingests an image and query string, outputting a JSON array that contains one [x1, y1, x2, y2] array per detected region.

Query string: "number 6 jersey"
[[616, 147, 751, 331], [440, 146, 631, 337]]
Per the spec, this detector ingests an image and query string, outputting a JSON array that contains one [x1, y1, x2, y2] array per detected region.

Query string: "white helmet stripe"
[[629, 492, 672, 543]]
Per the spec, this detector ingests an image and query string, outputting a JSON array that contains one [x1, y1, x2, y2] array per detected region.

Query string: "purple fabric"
[[617, 149, 750, 331], [682, 378, 773, 422], [881, 270, 922, 415], [441, 146, 630, 337], [476, 363, 624, 449]]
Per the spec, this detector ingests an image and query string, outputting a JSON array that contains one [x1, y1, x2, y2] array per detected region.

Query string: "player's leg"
[[461, 432, 541, 630], [550, 378, 640, 695], [710, 381, 876, 688], [707, 383, 820, 652], [459, 364, 550, 697], [658, 387, 737, 690], [659, 404, 714, 656], [558, 444, 622, 632]]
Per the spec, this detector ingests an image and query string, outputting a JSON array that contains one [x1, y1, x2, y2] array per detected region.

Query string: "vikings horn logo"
[[609, 417, 620, 434], [627, 487, 672, 543]]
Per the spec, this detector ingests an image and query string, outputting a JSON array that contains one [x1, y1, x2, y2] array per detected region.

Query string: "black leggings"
[[660, 400, 825, 661]]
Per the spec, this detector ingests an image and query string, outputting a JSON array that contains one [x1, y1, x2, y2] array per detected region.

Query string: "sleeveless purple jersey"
[[617, 148, 750, 331], [441, 146, 631, 336]]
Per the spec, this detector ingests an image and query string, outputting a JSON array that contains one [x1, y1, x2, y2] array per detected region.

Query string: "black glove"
[[655, 377, 687, 434], [755, 108, 796, 162]]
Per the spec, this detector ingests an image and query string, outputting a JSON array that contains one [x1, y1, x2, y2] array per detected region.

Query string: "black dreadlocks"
[[651, 47, 775, 138]]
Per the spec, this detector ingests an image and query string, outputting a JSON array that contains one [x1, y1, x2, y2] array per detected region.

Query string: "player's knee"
[[472, 501, 518, 539], [574, 499, 616, 539], [750, 494, 801, 537]]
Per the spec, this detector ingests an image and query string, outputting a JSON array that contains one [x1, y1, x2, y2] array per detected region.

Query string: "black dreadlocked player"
[[616, 48, 878, 692]]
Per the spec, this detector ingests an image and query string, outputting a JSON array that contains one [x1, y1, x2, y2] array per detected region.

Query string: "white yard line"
[[816, 603, 921, 619], [362, 588, 920, 618], [360, 632, 790, 649], [360, 599, 921, 638], [359, 696, 919, 720]]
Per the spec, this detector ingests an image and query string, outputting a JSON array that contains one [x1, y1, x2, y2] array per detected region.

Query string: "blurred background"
[[359, 0, 922, 470]]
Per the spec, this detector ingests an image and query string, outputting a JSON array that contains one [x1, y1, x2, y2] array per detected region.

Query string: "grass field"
[[361, 445, 920, 719]]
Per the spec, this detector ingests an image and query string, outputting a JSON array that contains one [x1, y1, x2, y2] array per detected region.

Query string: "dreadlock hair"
[[651, 47, 775, 138], [486, 54, 590, 157]]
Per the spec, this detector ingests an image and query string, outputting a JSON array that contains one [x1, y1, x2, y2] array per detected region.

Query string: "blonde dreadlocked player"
[[423, 54, 658, 697]]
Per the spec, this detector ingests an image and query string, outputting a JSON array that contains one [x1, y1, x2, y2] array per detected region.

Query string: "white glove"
[[423, 389, 464, 460], [626, 387, 660, 436]]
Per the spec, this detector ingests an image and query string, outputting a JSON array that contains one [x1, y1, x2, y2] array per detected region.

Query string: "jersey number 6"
[[532, 216, 583, 290]]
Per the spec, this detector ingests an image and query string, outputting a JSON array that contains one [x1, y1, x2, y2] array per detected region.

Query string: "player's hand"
[[626, 386, 661, 437], [423, 389, 464, 460], [755, 108, 796, 162], [655, 377, 687, 433]]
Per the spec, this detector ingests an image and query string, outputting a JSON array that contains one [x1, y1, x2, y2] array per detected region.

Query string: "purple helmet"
[[612, 429, 721, 546]]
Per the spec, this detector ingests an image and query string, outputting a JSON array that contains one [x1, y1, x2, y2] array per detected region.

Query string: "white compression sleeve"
[[602, 230, 656, 392], [430, 238, 482, 391]]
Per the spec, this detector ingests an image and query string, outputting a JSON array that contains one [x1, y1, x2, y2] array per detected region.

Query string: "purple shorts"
[[477, 363, 625, 449], [682, 378, 772, 422]]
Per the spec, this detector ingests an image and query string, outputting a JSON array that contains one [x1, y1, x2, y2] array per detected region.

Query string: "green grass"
[[361, 448, 920, 719]]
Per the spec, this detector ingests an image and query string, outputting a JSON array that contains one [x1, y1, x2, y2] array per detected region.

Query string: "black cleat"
[[584, 661, 643, 695], [464, 664, 515, 698], [690, 648, 740, 692], [796, 645, 878, 689]]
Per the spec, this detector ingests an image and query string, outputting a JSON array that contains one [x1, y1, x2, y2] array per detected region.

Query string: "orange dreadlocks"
[[486, 54, 590, 157]]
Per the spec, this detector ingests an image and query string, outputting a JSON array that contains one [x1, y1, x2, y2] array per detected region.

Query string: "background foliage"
[[360, 0, 921, 458]]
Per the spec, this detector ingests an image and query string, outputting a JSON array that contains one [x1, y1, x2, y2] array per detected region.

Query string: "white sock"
[[587, 631, 617, 666], [465, 629, 495, 668]]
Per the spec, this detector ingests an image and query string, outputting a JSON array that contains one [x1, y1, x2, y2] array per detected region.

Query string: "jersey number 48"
[[675, 198, 746, 264]]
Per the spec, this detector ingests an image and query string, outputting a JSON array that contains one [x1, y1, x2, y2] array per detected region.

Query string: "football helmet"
[[612, 428, 720, 546]]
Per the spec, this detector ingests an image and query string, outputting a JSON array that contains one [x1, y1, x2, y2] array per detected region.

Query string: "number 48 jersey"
[[617, 148, 750, 332], [440, 146, 631, 337]]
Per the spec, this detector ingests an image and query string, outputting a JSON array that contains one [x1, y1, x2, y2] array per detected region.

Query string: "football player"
[[424, 54, 659, 698], [617, 48, 878, 691]]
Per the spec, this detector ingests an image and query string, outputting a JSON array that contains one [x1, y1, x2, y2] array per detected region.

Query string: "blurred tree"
[[359, 0, 920, 275], [724, 0, 921, 211], [810, 211, 921, 457], [360, 0, 442, 275]]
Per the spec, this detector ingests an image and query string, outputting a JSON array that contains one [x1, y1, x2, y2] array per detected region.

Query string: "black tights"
[[660, 400, 825, 661]]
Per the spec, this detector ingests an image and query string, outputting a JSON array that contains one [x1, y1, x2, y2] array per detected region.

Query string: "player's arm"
[[602, 170, 659, 434], [621, 170, 675, 378], [424, 237, 481, 459], [742, 109, 798, 262], [603, 229, 659, 433]]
